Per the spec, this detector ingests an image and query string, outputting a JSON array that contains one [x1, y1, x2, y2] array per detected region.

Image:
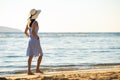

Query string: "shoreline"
[[0, 65, 120, 80], [0, 64, 120, 75]]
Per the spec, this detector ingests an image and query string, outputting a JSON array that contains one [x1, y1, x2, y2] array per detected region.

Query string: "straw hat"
[[29, 9, 41, 19]]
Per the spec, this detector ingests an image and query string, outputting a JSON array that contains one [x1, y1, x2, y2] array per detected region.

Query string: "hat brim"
[[31, 10, 41, 19]]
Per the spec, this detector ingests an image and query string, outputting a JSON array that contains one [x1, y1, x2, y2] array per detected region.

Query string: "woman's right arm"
[[24, 25, 29, 37]]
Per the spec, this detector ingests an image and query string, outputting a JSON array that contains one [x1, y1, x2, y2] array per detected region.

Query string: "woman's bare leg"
[[36, 56, 43, 73], [28, 55, 34, 75]]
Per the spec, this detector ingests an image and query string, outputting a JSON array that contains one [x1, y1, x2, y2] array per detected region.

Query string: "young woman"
[[24, 9, 43, 75]]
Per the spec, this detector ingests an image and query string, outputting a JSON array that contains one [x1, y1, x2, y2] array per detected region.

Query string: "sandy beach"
[[0, 66, 120, 80]]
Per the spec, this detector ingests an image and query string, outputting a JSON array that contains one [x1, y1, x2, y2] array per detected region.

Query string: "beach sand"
[[0, 66, 120, 80]]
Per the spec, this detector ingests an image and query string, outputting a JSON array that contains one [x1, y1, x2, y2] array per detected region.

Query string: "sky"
[[0, 0, 120, 32]]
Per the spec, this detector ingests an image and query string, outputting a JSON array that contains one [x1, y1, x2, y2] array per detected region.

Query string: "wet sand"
[[0, 66, 120, 80]]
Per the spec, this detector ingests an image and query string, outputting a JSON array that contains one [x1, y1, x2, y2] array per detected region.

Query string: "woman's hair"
[[27, 18, 35, 27]]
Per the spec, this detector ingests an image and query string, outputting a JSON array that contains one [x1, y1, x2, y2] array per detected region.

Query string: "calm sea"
[[0, 32, 120, 75]]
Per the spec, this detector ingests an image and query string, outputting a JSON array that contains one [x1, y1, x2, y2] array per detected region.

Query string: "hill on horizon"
[[0, 26, 22, 32]]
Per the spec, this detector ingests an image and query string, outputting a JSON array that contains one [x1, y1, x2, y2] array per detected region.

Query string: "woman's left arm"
[[24, 25, 29, 37]]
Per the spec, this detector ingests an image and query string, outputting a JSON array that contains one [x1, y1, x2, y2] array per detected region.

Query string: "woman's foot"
[[28, 71, 34, 75], [36, 69, 43, 74]]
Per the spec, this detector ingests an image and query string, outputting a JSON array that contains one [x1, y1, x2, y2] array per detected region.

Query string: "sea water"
[[0, 32, 120, 74]]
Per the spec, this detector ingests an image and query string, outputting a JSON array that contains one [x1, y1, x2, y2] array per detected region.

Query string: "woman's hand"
[[37, 37, 39, 40], [36, 36, 39, 40]]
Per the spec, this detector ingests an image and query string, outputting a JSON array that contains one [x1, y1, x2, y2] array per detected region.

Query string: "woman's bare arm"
[[32, 21, 39, 40], [24, 25, 29, 37]]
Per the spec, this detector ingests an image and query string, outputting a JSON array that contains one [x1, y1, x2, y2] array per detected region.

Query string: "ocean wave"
[[93, 63, 120, 66], [91, 50, 111, 53], [0, 63, 119, 69], [2, 56, 24, 58], [41, 63, 120, 68]]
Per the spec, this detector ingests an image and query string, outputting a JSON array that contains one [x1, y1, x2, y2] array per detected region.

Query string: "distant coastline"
[[0, 26, 22, 32]]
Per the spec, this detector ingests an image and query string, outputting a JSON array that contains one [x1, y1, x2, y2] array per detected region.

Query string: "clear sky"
[[0, 0, 120, 32]]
